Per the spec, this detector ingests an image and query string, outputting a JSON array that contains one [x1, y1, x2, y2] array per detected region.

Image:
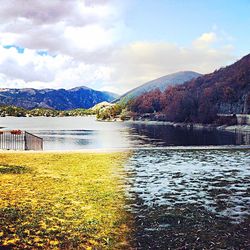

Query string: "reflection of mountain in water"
[[129, 123, 250, 146], [235, 132, 250, 145], [0, 116, 249, 150]]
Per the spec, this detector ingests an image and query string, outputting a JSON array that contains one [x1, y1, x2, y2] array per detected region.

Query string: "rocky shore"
[[124, 119, 250, 133]]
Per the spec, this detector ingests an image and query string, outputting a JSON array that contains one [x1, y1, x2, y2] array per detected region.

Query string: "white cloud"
[[64, 24, 116, 52], [0, 34, 236, 94], [106, 38, 235, 93], [193, 32, 217, 49], [0, 46, 114, 90], [0, 0, 236, 94], [0, 0, 123, 57]]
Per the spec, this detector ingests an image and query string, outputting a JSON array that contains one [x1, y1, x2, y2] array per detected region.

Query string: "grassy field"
[[0, 152, 131, 249]]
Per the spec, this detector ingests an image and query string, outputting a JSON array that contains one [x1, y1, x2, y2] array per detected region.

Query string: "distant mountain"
[[0, 86, 118, 110], [129, 54, 250, 123], [115, 71, 201, 102]]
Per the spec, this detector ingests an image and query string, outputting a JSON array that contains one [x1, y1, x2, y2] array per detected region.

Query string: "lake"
[[0, 116, 249, 248], [0, 116, 249, 150]]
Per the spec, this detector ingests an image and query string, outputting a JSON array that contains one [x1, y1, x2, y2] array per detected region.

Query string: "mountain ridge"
[[114, 71, 202, 102], [0, 86, 118, 110]]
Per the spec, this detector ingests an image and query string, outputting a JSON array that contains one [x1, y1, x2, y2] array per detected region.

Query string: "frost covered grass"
[[0, 152, 131, 249]]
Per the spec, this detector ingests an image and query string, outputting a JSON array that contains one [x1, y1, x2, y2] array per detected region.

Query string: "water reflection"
[[0, 116, 249, 150], [125, 149, 250, 249], [33, 127, 250, 150], [236, 132, 250, 145], [32, 129, 133, 150], [128, 123, 250, 146]]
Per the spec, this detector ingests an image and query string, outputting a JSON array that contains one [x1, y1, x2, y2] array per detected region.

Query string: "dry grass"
[[0, 152, 131, 249]]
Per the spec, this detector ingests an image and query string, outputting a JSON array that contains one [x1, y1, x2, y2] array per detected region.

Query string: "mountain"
[[128, 54, 250, 123], [184, 54, 250, 115], [0, 86, 118, 110], [115, 71, 201, 102]]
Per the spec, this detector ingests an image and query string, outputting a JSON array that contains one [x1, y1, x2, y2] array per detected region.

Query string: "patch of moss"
[[0, 165, 29, 174]]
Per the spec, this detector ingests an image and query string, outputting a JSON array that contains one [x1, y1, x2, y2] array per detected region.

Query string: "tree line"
[[0, 106, 94, 117]]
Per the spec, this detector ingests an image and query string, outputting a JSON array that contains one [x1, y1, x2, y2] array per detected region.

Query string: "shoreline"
[[0, 148, 129, 153], [124, 119, 250, 133], [1, 145, 250, 154], [1, 116, 250, 133]]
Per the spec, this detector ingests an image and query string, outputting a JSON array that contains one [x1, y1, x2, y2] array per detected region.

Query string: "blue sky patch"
[[3, 45, 24, 53]]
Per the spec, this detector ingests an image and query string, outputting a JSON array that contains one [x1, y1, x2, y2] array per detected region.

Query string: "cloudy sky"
[[0, 0, 249, 94]]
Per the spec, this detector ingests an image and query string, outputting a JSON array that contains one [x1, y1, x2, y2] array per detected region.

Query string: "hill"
[[128, 54, 250, 123], [114, 71, 201, 102], [0, 86, 118, 110], [0, 105, 94, 117]]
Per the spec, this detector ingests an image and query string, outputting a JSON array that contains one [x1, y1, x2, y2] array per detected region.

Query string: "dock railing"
[[0, 130, 43, 151]]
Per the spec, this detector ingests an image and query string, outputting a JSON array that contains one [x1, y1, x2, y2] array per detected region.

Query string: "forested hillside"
[[129, 54, 250, 123]]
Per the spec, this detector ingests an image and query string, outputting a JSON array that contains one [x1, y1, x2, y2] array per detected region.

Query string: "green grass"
[[0, 152, 131, 249]]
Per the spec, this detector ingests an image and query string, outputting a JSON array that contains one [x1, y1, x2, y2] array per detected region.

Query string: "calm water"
[[0, 116, 249, 150], [0, 116, 249, 248]]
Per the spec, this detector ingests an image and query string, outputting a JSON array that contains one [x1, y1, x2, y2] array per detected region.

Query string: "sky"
[[0, 0, 249, 94]]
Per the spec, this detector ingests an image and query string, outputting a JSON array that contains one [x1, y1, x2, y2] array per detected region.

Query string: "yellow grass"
[[0, 152, 131, 249]]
